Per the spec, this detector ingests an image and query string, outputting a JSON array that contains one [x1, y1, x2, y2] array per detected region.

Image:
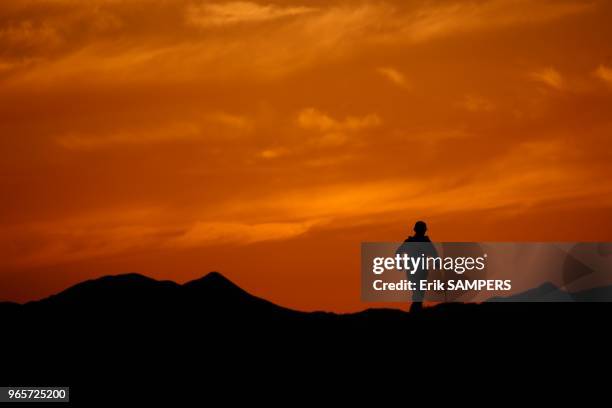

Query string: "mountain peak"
[[202, 271, 228, 282], [183, 271, 242, 292]]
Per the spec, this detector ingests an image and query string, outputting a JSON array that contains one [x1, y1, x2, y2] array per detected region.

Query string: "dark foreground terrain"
[[1, 272, 609, 403]]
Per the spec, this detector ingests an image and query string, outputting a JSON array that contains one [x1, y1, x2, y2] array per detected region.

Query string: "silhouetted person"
[[396, 221, 438, 313]]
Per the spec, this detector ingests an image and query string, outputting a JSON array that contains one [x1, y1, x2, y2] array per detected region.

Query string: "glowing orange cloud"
[[0, 0, 611, 312]]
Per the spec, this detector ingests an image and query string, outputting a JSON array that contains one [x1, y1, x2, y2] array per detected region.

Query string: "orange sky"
[[1, 0, 611, 312]]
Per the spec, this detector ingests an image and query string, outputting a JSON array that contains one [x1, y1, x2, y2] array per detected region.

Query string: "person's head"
[[413, 221, 427, 236]]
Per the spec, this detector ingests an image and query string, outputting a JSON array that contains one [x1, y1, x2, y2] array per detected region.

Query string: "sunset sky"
[[1, 0, 611, 312]]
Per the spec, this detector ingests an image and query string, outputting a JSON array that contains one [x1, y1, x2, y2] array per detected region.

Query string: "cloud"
[[0, 206, 318, 267], [0, 207, 170, 267], [166, 220, 316, 248], [401, 0, 594, 43], [3, 4, 380, 84], [1, 0, 611, 275], [259, 148, 287, 159], [206, 112, 253, 131], [0, 20, 62, 50], [296, 108, 381, 146], [0, 0, 594, 85], [297, 108, 380, 133], [57, 122, 203, 150], [244, 138, 612, 224], [3, 132, 611, 269], [186, 1, 316, 27], [377, 66, 408, 88], [459, 94, 495, 112], [594, 64, 612, 86], [56, 113, 251, 150], [530, 67, 564, 89]]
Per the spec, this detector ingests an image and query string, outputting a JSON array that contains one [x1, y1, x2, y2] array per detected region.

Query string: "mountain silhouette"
[[11, 272, 305, 323], [1, 271, 609, 403], [3, 271, 612, 324], [488, 281, 612, 302], [7, 271, 611, 311], [181, 271, 302, 316]]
